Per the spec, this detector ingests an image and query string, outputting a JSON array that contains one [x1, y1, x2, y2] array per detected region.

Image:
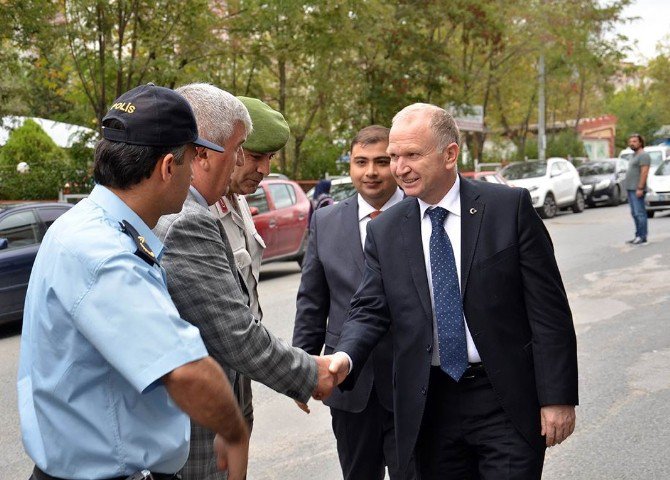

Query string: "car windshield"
[[656, 160, 670, 176], [502, 162, 547, 180], [578, 162, 615, 176], [647, 151, 664, 167], [330, 182, 357, 202]]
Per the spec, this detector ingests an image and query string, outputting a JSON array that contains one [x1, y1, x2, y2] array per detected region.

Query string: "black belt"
[[33, 466, 180, 480]]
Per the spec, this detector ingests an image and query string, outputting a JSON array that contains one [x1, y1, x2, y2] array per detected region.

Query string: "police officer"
[[18, 84, 249, 480]]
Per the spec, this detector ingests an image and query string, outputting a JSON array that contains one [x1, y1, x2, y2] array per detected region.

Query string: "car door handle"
[[297, 213, 305, 220], [268, 219, 277, 228]]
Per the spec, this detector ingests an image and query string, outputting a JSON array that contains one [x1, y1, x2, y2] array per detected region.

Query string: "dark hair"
[[313, 179, 331, 199], [93, 119, 187, 189], [628, 133, 645, 148], [350, 125, 390, 153]]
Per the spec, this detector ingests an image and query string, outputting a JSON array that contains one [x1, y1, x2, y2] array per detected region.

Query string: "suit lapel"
[[400, 199, 433, 322], [459, 177, 485, 297], [342, 197, 365, 276]]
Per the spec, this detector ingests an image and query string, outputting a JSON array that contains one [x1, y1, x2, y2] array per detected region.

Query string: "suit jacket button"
[[426, 345, 432, 353], [421, 387, 427, 395]]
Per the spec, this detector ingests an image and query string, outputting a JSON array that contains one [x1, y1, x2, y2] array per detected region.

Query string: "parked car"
[[577, 158, 628, 207], [645, 159, 670, 218], [619, 145, 670, 171], [0, 202, 72, 325], [245, 178, 310, 265], [305, 176, 357, 203], [500, 158, 585, 219], [460, 170, 509, 185]]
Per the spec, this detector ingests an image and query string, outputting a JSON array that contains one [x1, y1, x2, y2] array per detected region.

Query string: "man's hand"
[[214, 433, 249, 480], [541, 405, 576, 447], [312, 355, 337, 401], [327, 351, 351, 385]]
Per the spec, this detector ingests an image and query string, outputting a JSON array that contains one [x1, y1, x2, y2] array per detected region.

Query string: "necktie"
[[427, 207, 468, 381], [369, 210, 382, 220]]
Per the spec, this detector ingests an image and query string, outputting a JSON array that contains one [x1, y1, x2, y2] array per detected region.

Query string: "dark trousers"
[[331, 388, 416, 480], [416, 367, 545, 480]]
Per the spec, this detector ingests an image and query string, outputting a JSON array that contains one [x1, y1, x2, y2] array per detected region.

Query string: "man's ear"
[[194, 146, 210, 171], [444, 142, 460, 169], [157, 153, 176, 182]]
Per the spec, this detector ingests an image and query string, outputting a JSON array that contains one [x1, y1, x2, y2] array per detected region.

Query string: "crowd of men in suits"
[[18, 82, 578, 480]]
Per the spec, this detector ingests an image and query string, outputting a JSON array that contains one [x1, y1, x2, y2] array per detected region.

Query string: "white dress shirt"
[[417, 176, 481, 365], [357, 187, 405, 246]]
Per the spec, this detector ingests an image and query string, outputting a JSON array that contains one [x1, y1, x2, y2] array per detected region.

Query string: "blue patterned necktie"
[[427, 207, 468, 381]]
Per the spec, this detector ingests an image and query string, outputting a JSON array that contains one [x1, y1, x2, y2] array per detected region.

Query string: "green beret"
[[237, 96, 290, 153]]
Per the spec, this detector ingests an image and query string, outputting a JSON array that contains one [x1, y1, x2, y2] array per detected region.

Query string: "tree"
[[0, 119, 72, 200]]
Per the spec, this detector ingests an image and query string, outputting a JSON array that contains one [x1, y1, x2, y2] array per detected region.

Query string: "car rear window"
[[269, 184, 295, 209]]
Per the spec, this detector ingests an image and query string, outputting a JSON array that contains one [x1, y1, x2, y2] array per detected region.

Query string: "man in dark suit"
[[293, 125, 414, 480], [328, 103, 578, 479]]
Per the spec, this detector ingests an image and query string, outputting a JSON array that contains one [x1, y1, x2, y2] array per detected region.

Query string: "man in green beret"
[[209, 96, 291, 431]]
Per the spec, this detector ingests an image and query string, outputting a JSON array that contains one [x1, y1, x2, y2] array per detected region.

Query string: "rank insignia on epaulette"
[[119, 220, 158, 266]]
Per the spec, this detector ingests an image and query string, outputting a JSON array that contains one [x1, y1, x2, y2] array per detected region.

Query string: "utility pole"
[[538, 54, 546, 161]]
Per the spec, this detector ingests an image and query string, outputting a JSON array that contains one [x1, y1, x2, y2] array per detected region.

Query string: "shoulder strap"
[[119, 220, 158, 266]]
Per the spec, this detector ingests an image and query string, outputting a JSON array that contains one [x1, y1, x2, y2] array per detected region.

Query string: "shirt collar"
[[88, 184, 165, 259], [189, 185, 209, 208], [417, 175, 461, 220], [357, 187, 404, 221]]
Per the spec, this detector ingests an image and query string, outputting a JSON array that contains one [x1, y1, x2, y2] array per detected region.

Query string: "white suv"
[[501, 158, 585, 218]]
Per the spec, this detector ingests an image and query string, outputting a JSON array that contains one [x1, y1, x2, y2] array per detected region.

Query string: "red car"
[[245, 178, 310, 265]]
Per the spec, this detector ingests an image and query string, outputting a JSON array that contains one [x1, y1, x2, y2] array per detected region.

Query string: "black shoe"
[[631, 237, 648, 245], [626, 237, 638, 244]]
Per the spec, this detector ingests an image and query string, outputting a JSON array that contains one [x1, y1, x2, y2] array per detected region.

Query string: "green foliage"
[[520, 130, 586, 160], [0, 120, 72, 200], [296, 134, 342, 179], [605, 86, 665, 150], [2, 0, 638, 183]]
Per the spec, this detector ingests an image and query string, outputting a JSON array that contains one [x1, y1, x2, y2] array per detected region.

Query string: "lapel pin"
[[469, 208, 477, 215]]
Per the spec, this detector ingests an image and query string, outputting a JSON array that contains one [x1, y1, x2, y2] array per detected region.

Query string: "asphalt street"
[[1, 202, 669, 479]]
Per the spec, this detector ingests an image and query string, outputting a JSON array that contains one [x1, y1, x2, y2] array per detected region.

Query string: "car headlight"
[[526, 185, 539, 192], [596, 179, 611, 190], [647, 187, 656, 195]]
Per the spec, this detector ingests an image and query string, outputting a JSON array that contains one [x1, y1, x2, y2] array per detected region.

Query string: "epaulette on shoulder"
[[119, 220, 158, 266]]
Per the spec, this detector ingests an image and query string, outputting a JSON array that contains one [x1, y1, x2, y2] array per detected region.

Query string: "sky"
[[614, 0, 670, 62]]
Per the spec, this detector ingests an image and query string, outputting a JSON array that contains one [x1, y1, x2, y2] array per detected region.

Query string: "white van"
[[619, 145, 670, 172]]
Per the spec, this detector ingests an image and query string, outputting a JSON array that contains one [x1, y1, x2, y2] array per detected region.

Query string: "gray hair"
[[176, 83, 252, 146], [392, 103, 460, 152]]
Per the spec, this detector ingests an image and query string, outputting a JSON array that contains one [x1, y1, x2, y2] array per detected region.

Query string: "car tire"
[[647, 210, 655, 218], [539, 192, 557, 219], [609, 185, 621, 207], [571, 190, 585, 213]]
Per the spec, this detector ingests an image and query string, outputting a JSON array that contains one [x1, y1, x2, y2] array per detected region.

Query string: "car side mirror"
[[0, 238, 8, 250], [249, 207, 259, 216]]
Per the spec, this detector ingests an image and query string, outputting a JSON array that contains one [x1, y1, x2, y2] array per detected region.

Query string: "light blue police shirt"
[[17, 185, 208, 479]]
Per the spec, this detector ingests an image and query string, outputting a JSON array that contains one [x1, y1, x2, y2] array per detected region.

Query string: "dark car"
[[0, 202, 73, 324], [245, 179, 310, 266], [577, 158, 628, 207]]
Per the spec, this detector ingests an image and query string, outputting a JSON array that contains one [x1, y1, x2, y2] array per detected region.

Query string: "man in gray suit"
[[209, 96, 291, 431], [293, 125, 412, 479], [154, 83, 335, 480]]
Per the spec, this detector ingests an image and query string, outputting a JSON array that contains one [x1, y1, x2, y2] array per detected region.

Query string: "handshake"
[[295, 353, 351, 413]]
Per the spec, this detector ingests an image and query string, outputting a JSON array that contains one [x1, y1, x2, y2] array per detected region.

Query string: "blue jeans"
[[627, 190, 647, 240]]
